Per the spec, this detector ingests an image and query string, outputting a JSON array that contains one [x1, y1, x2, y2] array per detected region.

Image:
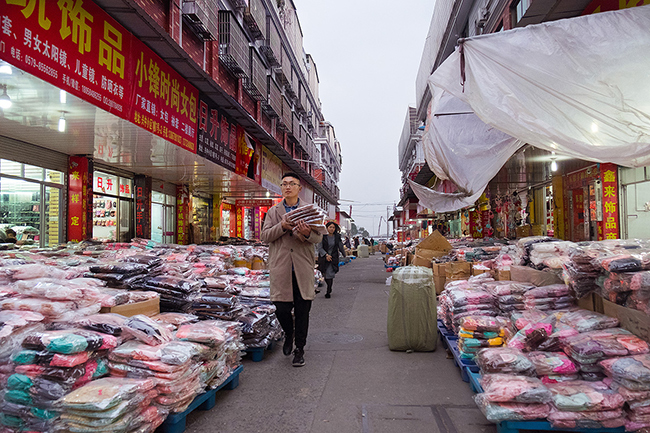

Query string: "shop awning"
[[413, 5, 650, 212]]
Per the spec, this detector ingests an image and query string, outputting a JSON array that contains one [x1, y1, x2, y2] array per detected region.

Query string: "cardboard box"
[[446, 262, 471, 280], [251, 257, 266, 270], [602, 299, 650, 342], [497, 269, 511, 281], [577, 293, 595, 312], [418, 230, 452, 252], [100, 297, 160, 317], [412, 255, 433, 268], [471, 266, 491, 277], [516, 225, 532, 238], [431, 263, 447, 294]]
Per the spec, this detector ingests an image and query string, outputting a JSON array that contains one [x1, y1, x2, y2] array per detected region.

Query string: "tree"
[[358, 227, 370, 238], [351, 223, 358, 236]]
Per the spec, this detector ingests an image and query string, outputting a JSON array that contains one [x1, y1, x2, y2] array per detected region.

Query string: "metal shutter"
[[0, 135, 69, 172]]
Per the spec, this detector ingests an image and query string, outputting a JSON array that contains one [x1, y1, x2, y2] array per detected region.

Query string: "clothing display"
[[480, 374, 552, 403], [476, 347, 536, 376]]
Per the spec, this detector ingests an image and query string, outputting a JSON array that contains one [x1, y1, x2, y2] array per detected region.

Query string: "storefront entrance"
[[0, 159, 65, 247], [92, 170, 134, 242]]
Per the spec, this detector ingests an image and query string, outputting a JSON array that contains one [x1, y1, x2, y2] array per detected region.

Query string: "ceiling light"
[[58, 112, 66, 132], [0, 85, 11, 109], [551, 160, 558, 172], [265, 191, 270, 198], [0, 64, 12, 75], [60, 90, 66, 104]]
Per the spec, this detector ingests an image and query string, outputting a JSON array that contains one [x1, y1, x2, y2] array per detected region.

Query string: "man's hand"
[[281, 216, 295, 231], [296, 219, 311, 237], [326, 254, 332, 262]]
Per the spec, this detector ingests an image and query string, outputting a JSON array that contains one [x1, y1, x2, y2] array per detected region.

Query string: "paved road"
[[187, 255, 496, 433]]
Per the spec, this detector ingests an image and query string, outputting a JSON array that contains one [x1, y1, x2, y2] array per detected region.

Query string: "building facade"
[[0, 0, 342, 246]]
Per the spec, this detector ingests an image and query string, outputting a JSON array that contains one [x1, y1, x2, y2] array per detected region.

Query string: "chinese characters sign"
[[235, 199, 274, 207], [600, 163, 619, 240], [0, 1, 198, 152], [470, 210, 483, 238], [1, 0, 131, 117], [134, 175, 151, 239], [176, 185, 189, 244], [68, 156, 90, 242], [131, 38, 197, 152], [196, 93, 237, 170]]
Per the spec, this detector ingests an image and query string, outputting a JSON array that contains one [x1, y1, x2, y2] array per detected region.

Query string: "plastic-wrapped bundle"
[[109, 340, 202, 366], [123, 315, 172, 346], [73, 313, 128, 336], [474, 393, 550, 422], [152, 313, 199, 330], [480, 374, 552, 403], [508, 321, 554, 352], [600, 354, 650, 391], [527, 351, 578, 376], [0, 297, 101, 321], [541, 374, 581, 384], [22, 329, 118, 354], [547, 408, 626, 429], [546, 380, 625, 411], [595, 254, 643, 273], [4, 264, 68, 281], [176, 320, 230, 346], [476, 347, 536, 376], [188, 292, 243, 321], [524, 296, 576, 311], [562, 328, 650, 366], [448, 288, 495, 308], [510, 309, 547, 331], [88, 262, 150, 275], [557, 309, 619, 333], [529, 241, 574, 269], [525, 284, 572, 299]]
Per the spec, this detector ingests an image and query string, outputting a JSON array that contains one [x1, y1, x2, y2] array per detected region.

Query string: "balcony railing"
[[182, 0, 218, 40], [243, 48, 266, 101], [279, 95, 292, 132], [243, 0, 265, 40], [262, 76, 281, 118], [218, 11, 249, 78], [291, 113, 300, 141], [260, 17, 281, 66]]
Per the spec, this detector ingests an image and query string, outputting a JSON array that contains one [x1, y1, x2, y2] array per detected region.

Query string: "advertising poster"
[[176, 185, 190, 244], [261, 146, 283, 195], [600, 163, 620, 240], [67, 156, 90, 242], [197, 93, 237, 171]]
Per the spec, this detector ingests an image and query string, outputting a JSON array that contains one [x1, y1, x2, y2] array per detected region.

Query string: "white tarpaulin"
[[409, 88, 523, 212], [413, 5, 650, 213], [431, 5, 650, 168]]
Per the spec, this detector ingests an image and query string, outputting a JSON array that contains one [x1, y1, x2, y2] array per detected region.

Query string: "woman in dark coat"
[[317, 221, 346, 298]]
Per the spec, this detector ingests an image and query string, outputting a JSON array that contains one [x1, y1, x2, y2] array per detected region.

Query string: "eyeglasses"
[[280, 182, 300, 188]]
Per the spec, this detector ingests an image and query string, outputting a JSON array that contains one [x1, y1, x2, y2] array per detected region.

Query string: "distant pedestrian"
[[317, 221, 346, 299], [370, 237, 374, 246], [344, 236, 351, 249], [261, 172, 323, 367], [353, 237, 360, 248]]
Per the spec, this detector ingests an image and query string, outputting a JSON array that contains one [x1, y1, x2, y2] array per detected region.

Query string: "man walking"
[[261, 172, 322, 367]]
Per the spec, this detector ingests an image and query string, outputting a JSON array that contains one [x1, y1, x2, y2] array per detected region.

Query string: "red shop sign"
[[68, 156, 89, 242], [0, 1, 133, 118], [600, 163, 620, 240]]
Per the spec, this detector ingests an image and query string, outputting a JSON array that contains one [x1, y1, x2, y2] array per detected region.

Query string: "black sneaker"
[[325, 293, 331, 298], [292, 349, 305, 367], [283, 338, 293, 356]]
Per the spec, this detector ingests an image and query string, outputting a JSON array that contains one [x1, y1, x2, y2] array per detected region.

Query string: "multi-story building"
[[0, 0, 341, 245], [399, 0, 648, 241]]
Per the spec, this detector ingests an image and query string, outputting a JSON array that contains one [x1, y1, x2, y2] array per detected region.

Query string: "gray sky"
[[295, 1, 436, 237]]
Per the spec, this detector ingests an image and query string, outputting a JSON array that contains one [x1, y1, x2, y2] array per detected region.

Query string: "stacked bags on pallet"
[[602, 355, 650, 431], [439, 281, 497, 333], [457, 316, 508, 360], [1, 327, 117, 432], [523, 284, 576, 311], [59, 377, 166, 433], [529, 241, 574, 271], [0, 311, 46, 386], [483, 281, 534, 313]]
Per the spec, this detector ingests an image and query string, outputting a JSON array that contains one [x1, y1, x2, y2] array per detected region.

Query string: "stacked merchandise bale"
[[474, 373, 552, 422], [174, 320, 243, 390], [545, 380, 626, 429], [523, 284, 576, 311], [508, 311, 579, 354], [601, 355, 650, 431], [563, 244, 603, 298], [483, 281, 534, 314], [457, 316, 509, 360], [528, 241, 574, 271], [0, 311, 46, 386], [59, 377, 166, 433], [562, 327, 649, 382], [127, 275, 201, 313], [510, 309, 548, 332], [441, 281, 498, 333], [284, 204, 328, 236], [517, 236, 561, 268], [527, 351, 580, 384], [1, 328, 117, 432]]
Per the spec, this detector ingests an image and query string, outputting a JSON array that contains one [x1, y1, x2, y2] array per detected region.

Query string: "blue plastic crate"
[[496, 420, 625, 433]]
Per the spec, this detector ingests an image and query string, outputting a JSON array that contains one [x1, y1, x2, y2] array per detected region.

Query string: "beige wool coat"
[[261, 201, 322, 302]]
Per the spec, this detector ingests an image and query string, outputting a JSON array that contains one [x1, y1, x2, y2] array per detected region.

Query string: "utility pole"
[[386, 206, 390, 239]]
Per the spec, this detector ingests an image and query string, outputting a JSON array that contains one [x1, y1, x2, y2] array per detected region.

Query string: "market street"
[[186, 255, 495, 433]]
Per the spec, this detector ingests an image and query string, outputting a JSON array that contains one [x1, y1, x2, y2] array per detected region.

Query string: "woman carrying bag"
[[317, 221, 346, 298]]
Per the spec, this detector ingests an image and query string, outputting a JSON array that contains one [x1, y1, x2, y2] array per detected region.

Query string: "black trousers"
[[273, 271, 312, 350]]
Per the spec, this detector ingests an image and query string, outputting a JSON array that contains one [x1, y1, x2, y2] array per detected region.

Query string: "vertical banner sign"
[[196, 93, 237, 170], [176, 185, 190, 244], [130, 38, 198, 152], [134, 175, 151, 239], [600, 163, 620, 240], [235, 127, 254, 177], [236, 207, 244, 238], [0, 0, 132, 119], [470, 210, 482, 238], [68, 156, 89, 242]]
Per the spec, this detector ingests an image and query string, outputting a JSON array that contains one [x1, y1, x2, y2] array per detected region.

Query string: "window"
[[512, 0, 531, 24]]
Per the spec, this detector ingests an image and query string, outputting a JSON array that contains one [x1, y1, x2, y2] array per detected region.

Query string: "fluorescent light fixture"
[[0, 64, 12, 75], [265, 191, 270, 198], [60, 90, 66, 104], [551, 160, 558, 172], [58, 113, 66, 132], [0, 85, 11, 109]]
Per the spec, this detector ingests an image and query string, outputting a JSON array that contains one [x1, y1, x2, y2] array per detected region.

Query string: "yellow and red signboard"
[[600, 163, 620, 240], [0, 1, 197, 152], [176, 185, 190, 244]]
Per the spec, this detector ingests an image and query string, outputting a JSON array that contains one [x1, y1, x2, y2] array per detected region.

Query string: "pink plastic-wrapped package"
[[176, 320, 230, 346], [558, 309, 619, 333], [6, 264, 67, 280], [546, 380, 625, 411], [480, 374, 552, 403], [476, 347, 536, 376], [527, 351, 578, 376], [474, 393, 551, 422]]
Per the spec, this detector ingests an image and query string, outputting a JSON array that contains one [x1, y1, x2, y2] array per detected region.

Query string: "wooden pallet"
[[157, 365, 243, 433], [244, 341, 276, 362]]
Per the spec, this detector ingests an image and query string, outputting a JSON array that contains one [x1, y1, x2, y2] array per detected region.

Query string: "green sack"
[[387, 266, 437, 351]]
